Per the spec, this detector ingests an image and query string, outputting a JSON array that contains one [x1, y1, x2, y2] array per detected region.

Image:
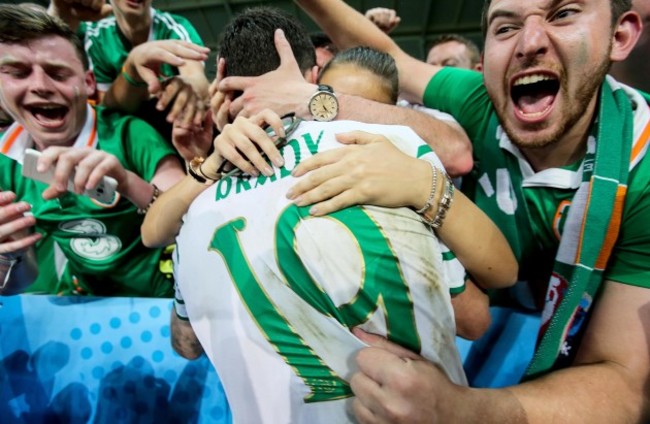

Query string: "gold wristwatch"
[[308, 84, 338, 122]]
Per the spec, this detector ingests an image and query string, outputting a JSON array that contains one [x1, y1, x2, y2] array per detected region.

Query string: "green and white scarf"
[[474, 77, 650, 377], [526, 76, 650, 376]]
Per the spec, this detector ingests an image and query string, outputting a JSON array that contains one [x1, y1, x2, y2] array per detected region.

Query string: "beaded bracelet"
[[415, 161, 438, 214], [137, 184, 160, 215], [121, 65, 148, 88], [430, 175, 455, 229]]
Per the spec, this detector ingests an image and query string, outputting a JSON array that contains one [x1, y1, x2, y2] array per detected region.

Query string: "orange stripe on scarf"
[[86, 107, 97, 147], [595, 185, 626, 270], [631, 119, 650, 164], [1, 126, 23, 154]]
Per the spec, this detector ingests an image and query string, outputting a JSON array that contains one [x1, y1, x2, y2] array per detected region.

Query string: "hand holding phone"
[[22, 149, 117, 204]]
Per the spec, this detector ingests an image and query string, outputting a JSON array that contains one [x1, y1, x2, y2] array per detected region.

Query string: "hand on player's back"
[[124, 40, 210, 127], [288, 131, 430, 216]]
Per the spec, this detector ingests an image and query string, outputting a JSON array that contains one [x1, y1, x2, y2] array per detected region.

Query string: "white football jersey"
[[174, 120, 467, 423]]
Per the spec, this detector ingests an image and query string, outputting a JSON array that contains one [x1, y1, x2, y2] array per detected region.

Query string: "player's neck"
[[116, 12, 152, 47]]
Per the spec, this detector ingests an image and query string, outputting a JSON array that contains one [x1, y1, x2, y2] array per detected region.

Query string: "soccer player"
[[147, 7, 517, 423]]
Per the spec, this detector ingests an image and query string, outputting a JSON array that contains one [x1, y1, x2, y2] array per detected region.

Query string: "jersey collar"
[[497, 125, 585, 190]]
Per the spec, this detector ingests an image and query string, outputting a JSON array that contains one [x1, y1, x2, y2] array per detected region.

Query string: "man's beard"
[[496, 57, 611, 151]]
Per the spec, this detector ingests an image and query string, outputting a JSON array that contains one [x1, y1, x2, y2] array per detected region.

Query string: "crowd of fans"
[[0, 0, 648, 422]]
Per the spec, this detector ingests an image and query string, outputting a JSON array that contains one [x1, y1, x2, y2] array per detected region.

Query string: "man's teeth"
[[32, 105, 62, 110], [513, 74, 553, 86]]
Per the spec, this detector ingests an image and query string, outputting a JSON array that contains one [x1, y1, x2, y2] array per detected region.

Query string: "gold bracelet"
[[187, 157, 210, 185], [188, 156, 220, 185], [187, 156, 221, 185], [137, 183, 160, 215]]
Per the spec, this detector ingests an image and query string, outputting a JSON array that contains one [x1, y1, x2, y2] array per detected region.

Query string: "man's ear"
[[84, 69, 97, 98], [610, 10, 643, 62], [305, 65, 319, 84]]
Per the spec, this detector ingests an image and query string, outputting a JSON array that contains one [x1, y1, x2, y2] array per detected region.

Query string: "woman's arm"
[[288, 131, 518, 290]]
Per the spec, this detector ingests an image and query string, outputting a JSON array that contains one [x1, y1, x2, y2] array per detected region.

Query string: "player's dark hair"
[[219, 6, 316, 77]]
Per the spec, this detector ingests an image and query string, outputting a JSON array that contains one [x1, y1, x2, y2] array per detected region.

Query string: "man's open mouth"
[[511, 73, 560, 118], [26, 104, 69, 127]]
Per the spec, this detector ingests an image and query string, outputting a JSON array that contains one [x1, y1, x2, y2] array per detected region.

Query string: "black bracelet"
[[188, 157, 219, 185]]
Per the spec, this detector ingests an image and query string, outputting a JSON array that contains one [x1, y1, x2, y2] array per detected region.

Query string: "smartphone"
[[22, 148, 118, 204]]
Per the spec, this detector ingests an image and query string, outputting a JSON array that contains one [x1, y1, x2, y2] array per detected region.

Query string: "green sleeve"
[[422, 67, 494, 144], [96, 107, 177, 181], [76, 21, 87, 38], [122, 117, 178, 181]]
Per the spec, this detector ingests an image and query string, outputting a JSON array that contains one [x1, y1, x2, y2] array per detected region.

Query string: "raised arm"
[[288, 131, 517, 290], [141, 109, 287, 248], [295, 0, 441, 104], [219, 29, 472, 176], [335, 99, 473, 177], [102, 40, 210, 127]]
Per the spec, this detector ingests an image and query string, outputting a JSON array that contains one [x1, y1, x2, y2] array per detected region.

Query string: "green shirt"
[[423, 68, 650, 301], [79, 8, 205, 92], [0, 106, 177, 297]]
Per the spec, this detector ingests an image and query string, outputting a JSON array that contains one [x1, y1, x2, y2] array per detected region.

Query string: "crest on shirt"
[[59, 219, 122, 260]]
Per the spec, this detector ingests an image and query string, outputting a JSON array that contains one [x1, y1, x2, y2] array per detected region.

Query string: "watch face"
[[309, 92, 338, 121]]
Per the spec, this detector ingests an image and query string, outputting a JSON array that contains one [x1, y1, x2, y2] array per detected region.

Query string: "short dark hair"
[[218, 7, 316, 78], [0, 4, 89, 70], [310, 32, 333, 49], [319, 46, 398, 104], [428, 34, 481, 66], [481, 0, 632, 37]]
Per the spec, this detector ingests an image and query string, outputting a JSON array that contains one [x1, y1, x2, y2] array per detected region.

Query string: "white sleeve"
[[437, 240, 466, 294], [172, 246, 189, 320], [397, 99, 459, 123], [173, 282, 189, 320]]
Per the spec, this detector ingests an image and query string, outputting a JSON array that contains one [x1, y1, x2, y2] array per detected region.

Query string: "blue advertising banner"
[[0, 295, 231, 424], [0, 295, 538, 423]]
